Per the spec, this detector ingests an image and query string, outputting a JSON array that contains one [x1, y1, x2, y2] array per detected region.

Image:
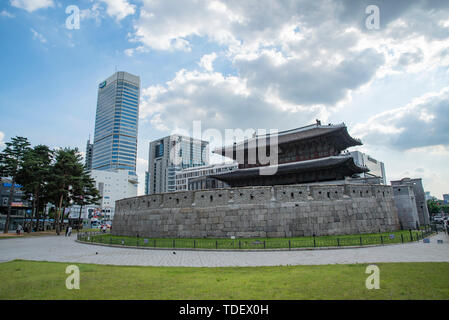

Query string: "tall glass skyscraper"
[[92, 71, 140, 173]]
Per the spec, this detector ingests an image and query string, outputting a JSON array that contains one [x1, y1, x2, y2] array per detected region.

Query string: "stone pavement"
[[0, 232, 448, 267]]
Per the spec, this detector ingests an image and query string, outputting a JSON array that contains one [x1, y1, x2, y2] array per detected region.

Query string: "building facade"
[[175, 163, 238, 191], [0, 178, 32, 231], [443, 194, 449, 204], [350, 151, 386, 184], [88, 169, 138, 219], [85, 138, 93, 170], [91, 71, 140, 173], [148, 135, 209, 194]]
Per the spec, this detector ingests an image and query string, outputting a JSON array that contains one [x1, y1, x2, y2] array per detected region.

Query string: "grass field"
[[80, 229, 432, 250], [1, 260, 448, 299]]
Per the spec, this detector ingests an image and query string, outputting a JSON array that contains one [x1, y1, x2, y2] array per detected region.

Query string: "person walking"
[[65, 225, 69, 236]]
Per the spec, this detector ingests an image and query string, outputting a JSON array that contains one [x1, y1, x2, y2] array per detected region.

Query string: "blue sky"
[[1, 0, 448, 197]]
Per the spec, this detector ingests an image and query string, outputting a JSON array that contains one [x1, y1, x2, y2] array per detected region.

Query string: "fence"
[[77, 226, 435, 251]]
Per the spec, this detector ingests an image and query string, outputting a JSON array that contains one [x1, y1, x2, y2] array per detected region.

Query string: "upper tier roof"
[[213, 122, 362, 159]]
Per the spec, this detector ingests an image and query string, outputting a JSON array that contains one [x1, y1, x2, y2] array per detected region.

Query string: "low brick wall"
[[112, 184, 400, 238]]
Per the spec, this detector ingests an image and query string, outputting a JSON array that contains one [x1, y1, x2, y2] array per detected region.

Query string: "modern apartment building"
[[148, 135, 209, 194], [91, 71, 140, 173]]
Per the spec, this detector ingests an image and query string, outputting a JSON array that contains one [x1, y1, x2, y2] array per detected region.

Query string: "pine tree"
[[0, 136, 31, 233]]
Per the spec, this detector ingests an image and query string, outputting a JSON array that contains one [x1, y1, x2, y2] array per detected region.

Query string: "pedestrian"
[[65, 225, 69, 236], [67, 226, 72, 237], [17, 224, 23, 235]]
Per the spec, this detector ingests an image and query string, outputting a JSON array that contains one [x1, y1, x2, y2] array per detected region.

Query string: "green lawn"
[[81, 229, 432, 250], [1, 260, 448, 299]]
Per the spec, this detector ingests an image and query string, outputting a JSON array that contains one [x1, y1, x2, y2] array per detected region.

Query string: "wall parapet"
[[112, 184, 399, 238], [116, 184, 394, 212]]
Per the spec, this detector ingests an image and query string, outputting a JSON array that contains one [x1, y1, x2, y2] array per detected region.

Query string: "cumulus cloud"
[[199, 53, 218, 72], [135, 0, 449, 137], [140, 69, 324, 134], [353, 87, 449, 150], [99, 0, 135, 21], [10, 0, 54, 12], [0, 10, 15, 18]]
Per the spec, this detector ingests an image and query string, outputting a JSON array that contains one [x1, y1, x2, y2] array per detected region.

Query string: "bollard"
[[360, 236, 362, 246], [289, 240, 291, 250], [194, 239, 196, 249], [337, 238, 340, 247], [380, 235, 383, 245], [313, 234, 316, 248]]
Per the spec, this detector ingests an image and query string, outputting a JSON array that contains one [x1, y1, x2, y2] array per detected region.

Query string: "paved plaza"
[[0, 233, 448, 267]]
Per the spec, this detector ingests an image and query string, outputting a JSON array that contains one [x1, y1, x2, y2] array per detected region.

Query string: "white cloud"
[[0, 10, 15, 18], [30, 28, 47, 43], [199, 53, 218, 72], [99, 0, 135, 21], [10, 0, 54, 12], [0, 131, 5, 148], [353, 87, 449, 150]]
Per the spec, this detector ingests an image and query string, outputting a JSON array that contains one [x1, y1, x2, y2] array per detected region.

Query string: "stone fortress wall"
[[112, 184, 400, 238]]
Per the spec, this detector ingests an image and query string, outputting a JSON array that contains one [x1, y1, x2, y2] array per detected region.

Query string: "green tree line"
[[0, 136, 101, 235]]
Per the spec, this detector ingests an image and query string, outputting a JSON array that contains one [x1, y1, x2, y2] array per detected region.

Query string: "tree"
[[427, 199, 442, 216], [0, 136, 31, 233], [73, 172, 101, 230], [47, 148, 85, 235], [16, 145, 53, 232]]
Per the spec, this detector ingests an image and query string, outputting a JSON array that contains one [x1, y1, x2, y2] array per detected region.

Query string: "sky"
[[0, 0, 448, 198]]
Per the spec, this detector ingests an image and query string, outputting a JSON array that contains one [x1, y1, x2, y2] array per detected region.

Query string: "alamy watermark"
[[365, 5, 380, 30], [65, 5, 80, 30], [365, 265, 380, 289], [65, 265, 80, 289], [168, 121, 279, 175]]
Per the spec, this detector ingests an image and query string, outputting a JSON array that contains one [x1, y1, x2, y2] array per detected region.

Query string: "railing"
[[77, 227, 435, 251]]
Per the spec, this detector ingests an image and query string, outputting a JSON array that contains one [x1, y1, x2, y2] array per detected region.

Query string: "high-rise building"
[[144, 171, 150, 195], [175, 163, 238, 191], [85, 138, 93, 170], [443, 194, 449, 204], [91, 71, 140, 173], [350, 151, 386, 184], [148, 135, 209, 194]]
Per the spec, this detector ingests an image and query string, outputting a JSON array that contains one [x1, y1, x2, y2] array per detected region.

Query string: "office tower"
[[85, 138, 93, 170], [91, 71, 140, 173], [148, 135, 209, 194]]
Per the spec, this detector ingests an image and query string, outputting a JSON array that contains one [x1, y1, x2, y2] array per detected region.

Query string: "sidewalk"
[[0, 231, 448, 267]]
